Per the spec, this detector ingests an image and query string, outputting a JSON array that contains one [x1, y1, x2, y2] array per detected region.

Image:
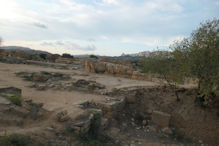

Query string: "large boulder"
[[105, 63, 115, 74], [95, 62, 106, 73]]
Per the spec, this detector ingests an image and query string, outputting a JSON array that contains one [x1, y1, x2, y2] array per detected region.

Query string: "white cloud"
[[40, 40, 97, 51], [0, 0, 218, 55], [100, 35, 109, 40], [59, 0, 91, 11], [102, 0, 119, 5]]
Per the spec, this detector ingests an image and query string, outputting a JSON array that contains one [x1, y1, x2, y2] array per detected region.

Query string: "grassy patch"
[[53, 73, 64, 78], [9, 95, 22, 106], [40, 71, 52, 76], [0, 134, 32, 146]]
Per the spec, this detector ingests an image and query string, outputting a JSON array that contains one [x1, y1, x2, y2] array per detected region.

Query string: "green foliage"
[[62, 53, 73, 58], [0, 134, 31, 146], [142, 19, 219, 107], [28, 54, 36, 60], [39, 53, 47, 60], [9, 95, 22, 106], [53, 72, 64, 78], [187, 19, 219, 107], [89, 55, 98, 59]]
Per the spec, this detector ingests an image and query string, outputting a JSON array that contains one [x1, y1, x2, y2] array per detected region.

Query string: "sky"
[[0, 0, 218, 56]]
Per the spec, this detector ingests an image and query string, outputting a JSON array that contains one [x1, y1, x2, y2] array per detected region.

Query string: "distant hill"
[[0, 46, 51, 55], [121, 51, 151, 57], [121, 50, 170, 58]]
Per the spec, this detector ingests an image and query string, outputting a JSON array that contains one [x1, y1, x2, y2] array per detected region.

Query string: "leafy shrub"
[[142, 19, 219, 107], [62, 53, 74, 58], [89, 55, 98, 59], [0, 134, 31, 146], [9, 95, 22, 106], [53, 73, 64, 78], [39, 53, 47, 60]]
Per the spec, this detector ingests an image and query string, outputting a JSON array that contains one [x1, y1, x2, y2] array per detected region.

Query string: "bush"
[[0, 134, 31, 146], [62, 53, 73, 58], [89, 55, 98, 59], [142, 19, 219, 106], [172, 19, 219, 107], [39, 53, 47, 60], [9, 95, 22, 106]]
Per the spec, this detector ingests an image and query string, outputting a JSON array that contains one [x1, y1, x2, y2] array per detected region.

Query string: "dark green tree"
[[89, 55, 98, 59], [62, 53, 73, 58], [39, 53, 47, 60], [142, 19, 219, 106], [185, 19, 219, 106]]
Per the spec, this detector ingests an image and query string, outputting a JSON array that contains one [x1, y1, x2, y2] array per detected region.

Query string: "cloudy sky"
[[0, 0, 218, 56]]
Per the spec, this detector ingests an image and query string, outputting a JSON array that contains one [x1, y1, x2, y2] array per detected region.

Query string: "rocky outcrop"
[[85, 59, 151, 81]]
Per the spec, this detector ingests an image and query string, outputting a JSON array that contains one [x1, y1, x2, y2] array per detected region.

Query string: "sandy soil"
[[0, 62, 157, 135]]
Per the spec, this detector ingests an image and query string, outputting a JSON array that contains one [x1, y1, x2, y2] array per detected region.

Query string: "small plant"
[[39, 53, 47, 60], [62, 53, 74, 58], [0, 133, 31, 146], [40, 71, 52, 76], [9, 95, 22, 106], [53, 73, 64, 78]]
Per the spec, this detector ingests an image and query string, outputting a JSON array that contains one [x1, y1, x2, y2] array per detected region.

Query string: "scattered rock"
[[69, 108, 102, 135], [32, 73, 49, 82], [0, 87, 22, 98], [146, 125, 157, 133], [161, 127, 173, 135], [95, 97, 125, 117], [36, 84, 46, 90], [24, 100, 47, 120], [56, 110, 70, 122], [107, 127, 120, 137], [142, 120, 147, 126], [73, 79, 105, 91]]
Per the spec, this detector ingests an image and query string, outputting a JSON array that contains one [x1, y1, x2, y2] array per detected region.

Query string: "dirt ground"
[[0, 62, 218, 146]]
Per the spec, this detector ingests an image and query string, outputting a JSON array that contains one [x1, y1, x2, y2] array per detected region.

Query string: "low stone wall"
[[85, 59, 152, 81]]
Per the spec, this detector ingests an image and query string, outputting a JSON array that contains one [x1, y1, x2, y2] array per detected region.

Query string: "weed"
[[40, 71, 52, 76], [9, 95, 22, 106], [0, 133, 31, 146], [53, 73, 64, 78]]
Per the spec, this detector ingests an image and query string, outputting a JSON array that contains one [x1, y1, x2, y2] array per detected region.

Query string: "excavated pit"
[[107, 86, 219, 146]]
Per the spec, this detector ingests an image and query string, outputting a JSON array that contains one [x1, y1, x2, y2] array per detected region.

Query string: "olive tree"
[[142, 19, 219, 106], [171, 19, 219, 106], [142, 51, 181, 101], [185, 19, 219, 106]]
